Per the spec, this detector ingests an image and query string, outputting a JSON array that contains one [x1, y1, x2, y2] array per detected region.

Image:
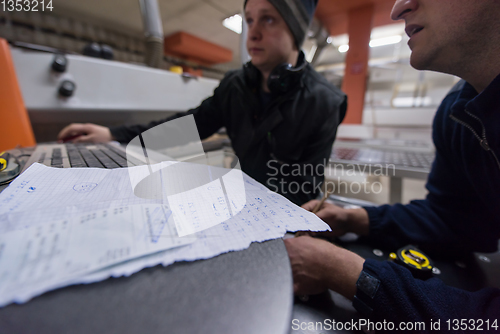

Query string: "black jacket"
[[355, 77, 500, 328], [110, 63, 346, 205]]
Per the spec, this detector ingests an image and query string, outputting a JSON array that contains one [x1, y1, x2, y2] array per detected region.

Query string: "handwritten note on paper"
[[168, 178, 231, 237], [0, 163, 330, 306], [0, 163, 168, 221], [0, 204, 194, 306], [77, 174, 331, 285], [157, 162, 247, 237]]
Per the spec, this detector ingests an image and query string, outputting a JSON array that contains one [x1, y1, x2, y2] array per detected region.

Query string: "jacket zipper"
[[449, 111, 500, 171]]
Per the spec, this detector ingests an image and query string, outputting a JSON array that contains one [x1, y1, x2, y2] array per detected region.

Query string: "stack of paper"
[[0, 163, 330, 307]]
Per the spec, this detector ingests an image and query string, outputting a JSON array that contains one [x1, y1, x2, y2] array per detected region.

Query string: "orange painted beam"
[[316, 0, 394, 37], [341, 5, 374, 124], [164, 32, 233, 66], [0, 38, 36, 151], [373, 0, 397, 27]]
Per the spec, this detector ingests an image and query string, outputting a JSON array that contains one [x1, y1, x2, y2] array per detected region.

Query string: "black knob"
[[82, 42, 102, 58], [101, 44, 114, 60], [52, 54, 68, 72], [59, 80, 76, 97]]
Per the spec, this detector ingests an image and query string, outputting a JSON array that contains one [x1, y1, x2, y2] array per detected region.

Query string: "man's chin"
[[250, 58, 265, 68], [409, 54, 430, 71]]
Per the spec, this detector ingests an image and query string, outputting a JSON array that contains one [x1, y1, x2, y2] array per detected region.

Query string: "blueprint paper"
[[76, 176, 330, 288], [222, 167, 247, 214], [167, 167, 247, 237], [0, 204, 194, 306], [168, 178, 230, 237], [0, 163, 165, 222], [0, 163, 330, 306], [155, 160, 247, 236]]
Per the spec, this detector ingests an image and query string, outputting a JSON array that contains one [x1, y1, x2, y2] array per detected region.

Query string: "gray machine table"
[[0, 239, 293, 334]]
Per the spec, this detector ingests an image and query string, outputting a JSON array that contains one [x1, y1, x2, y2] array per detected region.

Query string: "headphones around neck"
[[243, 51, 308, 94]]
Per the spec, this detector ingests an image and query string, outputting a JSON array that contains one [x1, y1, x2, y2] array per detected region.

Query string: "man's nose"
[[247, 23, 261, 41], [391, 0, 418, 21]]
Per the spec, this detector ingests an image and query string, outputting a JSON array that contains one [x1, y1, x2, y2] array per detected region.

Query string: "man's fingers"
[[61, 134, 84, 143], [57, 124, 76, 140], [314, 208, 334, 222], [58, 123, 87, 140], [72, 134, 93, 143], [301, 200, 320, 212], [311, 231, 337, 239], [294, 231, 316, 237]]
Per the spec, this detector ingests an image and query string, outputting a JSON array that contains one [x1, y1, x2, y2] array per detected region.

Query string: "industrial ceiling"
[[45, 0, 406, 71]]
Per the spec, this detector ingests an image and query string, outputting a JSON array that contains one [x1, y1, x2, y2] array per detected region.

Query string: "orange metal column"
[[0, 38, 36, 151], [341, 5, 374, 124]]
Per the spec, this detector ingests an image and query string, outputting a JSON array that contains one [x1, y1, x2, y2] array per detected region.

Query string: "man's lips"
[[249, 47, 264, 53], [405, 24, 424, 38]]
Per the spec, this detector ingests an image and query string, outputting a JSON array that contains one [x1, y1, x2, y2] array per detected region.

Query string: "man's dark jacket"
[[363, 77, 500, 254], [354, 75, 500, 328], [111, 63, 347, 205]]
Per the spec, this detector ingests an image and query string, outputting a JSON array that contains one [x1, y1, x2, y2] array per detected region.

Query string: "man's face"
[[391, 0, 495, 74], [245, 0, 297, 73]]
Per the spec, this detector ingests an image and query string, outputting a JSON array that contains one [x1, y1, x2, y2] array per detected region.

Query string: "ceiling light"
[[223, 14, 242, 34], [338, 45, 349, 53], [369, 35, 402, 48], [336, 35, 402, 53]]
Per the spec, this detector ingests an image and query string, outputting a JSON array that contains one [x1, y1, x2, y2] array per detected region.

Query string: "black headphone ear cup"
[[267, 52, 308, 94], [245, 52, 307, 94], [243, 61, 260, 89], [267, 63, 292, 94]]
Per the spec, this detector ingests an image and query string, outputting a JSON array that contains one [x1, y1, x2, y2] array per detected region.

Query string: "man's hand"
[[284, 236, 364, 299], [301, 200, 370, 237], [57, 123, 113, 143]]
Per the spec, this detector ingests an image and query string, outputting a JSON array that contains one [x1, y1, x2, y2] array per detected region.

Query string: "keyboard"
[[64, 143, 127, 168], [22, 139, 229, 173], [24, 143, 141, 171]]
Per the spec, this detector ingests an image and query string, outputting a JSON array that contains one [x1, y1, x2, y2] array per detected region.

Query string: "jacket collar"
[[451, 73, 500, 119], [450, 73, 500, 151]]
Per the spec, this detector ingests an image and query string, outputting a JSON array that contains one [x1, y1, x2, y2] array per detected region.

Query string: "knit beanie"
[[244, 0, 318, 48]]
